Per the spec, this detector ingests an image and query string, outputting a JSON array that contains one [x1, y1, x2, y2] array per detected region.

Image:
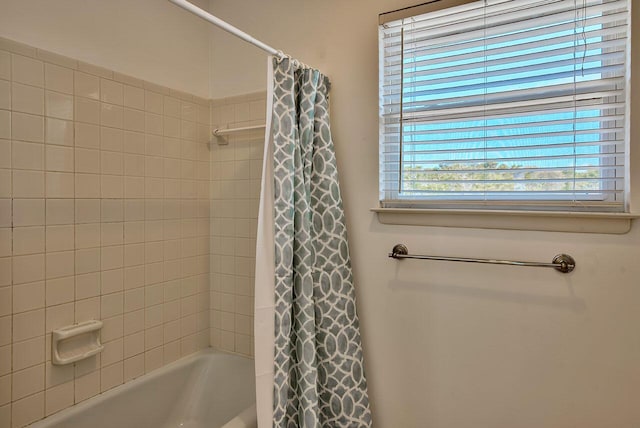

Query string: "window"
[[379, 0, 630, 213]]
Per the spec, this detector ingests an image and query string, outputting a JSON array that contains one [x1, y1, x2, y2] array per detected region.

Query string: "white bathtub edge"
[[27, 348, 255, 428], [221, 404, 258, 428]]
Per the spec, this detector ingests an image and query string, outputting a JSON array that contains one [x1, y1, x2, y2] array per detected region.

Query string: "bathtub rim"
[[27, 348, 256, 428]]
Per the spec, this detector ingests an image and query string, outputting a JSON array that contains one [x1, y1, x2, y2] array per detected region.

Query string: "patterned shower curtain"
[[264, 57, 372, 427]]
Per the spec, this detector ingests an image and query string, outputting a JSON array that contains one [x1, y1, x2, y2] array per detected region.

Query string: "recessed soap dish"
[[52, 320, 104, 365]]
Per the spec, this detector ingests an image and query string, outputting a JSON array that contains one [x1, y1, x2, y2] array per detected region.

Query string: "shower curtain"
[[255, 57, 372, 428]]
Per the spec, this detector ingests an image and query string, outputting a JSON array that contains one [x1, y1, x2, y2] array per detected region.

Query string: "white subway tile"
[[0, 315, 10, 344], [45, 145, 74, 172], [75, 296, 99, 321], [145, 91, 163, 114], [145, 134, 163, 156], [12, 281, 44, 314], [45, 171, 74, 198], [101, 202, 123, 225], [74, 352, 100, 379], [0, 346, 10, 377], [123, 309, 144, 336], [144, 347, 162, 373], [123, 154, 145, 176], [123, 288, 144, 313], [12, 140, 44, 171], [163, 137, 181, 159], [75, 248, 101, 275], [163, 116, 180, 138], [101, 293, 123, 319], [12, 54, 44, 87], [74, 199, 100, 224], [74, 148, 100, 173], [0, 110, 9, 139], [145, 284, 163, 308], [12, 82, 44, 115], [45, 224, 74, 251], [0, 170, 9, 198], [74, 371, 100, 403], [123, 353, 144, 382], [101, 268, 123, 294], [12, 226, 45, 255], [100, 316, 122, 343], [74, 122, 100, 149], [45, 250, 75, 280], [100, 79, 123, 105], [45, 360, 73, 389], [11, 391, 44, 428], [124, 176, 144, 199], [145, 112, 162, 135], [0, 51, 10, 80], [75, 273, 100, 300], [45, 63, 74, 94], [0, 140, 9, 169], [45, 90, 73, 120], [13, 309, 44, 342], [100, 103, 123, 128], [144, 262, 163, 287], [13, 253, 45, 284], [235, 333, 251, 356], [0, 200, 10, 230], [45, 276, 74, 306], [144, 326, 163, 352], [74, 97, 100, 124], [101, 245, 123, 271], [100, 338, 123, 367], [13, 199, 45, 226], [100, 175, 123, 199], [46, 200, 74, 231], [74, 173, 100, 198], [123, 108, 144, 132], [181, 102, 197, 122], [163, 96, 180, 118], [0, 374, 9, 406], [45, 302, 73, 333], [74, 71, 99, 100], [45, 381, 73, 416], [100, 151, 123, 175], [123, 130, 145, 154], [123, 85, 144, 110], [100, 126, 123, 152], [123, 243, 144, 267], [0, 228, 12, 257]]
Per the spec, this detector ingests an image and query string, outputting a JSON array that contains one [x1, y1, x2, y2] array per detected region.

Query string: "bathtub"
[[28, 349, 257, 428]]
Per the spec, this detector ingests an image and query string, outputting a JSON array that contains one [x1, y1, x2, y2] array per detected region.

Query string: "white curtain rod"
[[169, 0, 283, 58]]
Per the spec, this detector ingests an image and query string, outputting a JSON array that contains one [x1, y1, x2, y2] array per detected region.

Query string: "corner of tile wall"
[[0, 36, 211, 427], [209, 91, 267, 358]]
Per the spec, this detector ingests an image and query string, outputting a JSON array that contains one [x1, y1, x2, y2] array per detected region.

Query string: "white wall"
[[208, 1, 640, 427], [0, 0, 212, 98]]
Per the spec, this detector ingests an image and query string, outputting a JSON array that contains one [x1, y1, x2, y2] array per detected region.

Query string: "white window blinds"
[[379, 0, 630, 212]]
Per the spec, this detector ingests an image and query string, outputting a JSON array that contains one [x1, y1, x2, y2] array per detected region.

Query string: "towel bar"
[[389, 244, 575, 273]]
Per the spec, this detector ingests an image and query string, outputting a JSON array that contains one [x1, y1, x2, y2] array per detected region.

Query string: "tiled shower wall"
[[209, 92, 266, 357], [0, 38, 210, 427]]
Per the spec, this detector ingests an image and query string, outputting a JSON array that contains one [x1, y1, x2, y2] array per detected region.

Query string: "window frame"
[[377, 0, 636, 230]]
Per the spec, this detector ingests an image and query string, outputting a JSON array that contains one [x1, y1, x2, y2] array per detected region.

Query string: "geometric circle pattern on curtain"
[[270, 57, 372, 428]]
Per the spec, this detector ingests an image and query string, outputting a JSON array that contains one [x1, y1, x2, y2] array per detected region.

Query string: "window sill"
[[372, 208, 638, 234]]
